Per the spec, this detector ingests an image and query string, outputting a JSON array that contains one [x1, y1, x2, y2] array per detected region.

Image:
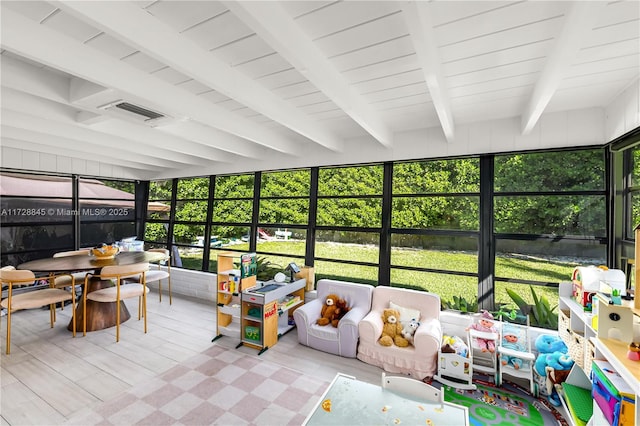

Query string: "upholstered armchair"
[[293, 279, 374, 358], [357, 286, 442, 380]]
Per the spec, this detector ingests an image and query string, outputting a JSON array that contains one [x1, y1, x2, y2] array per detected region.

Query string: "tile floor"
[[0, 290, 381, 425]]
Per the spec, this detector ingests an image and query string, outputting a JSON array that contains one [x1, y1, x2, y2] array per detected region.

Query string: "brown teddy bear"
[[331, 298, 350, 327], [379, 308, 409, 347], [317, 294, 340, 326]]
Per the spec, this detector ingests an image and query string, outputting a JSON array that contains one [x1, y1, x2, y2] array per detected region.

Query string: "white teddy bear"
[[401, 318, 420, 345]]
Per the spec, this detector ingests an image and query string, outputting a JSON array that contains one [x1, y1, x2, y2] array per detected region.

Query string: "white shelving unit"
[[558, 281, 640, 425]]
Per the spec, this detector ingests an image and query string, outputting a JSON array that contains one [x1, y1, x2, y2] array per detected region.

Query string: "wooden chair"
[[83, 263, 149, 342], [0, 269, 77, 354], [144, 248, 172, 304], [381, 372, 443, 405]]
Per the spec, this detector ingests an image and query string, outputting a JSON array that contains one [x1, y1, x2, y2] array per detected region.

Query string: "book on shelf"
[[277, 295, 300, 310], [241, 253, 257, 278]]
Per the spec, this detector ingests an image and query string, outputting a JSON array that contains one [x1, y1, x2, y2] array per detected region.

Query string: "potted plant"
[[505, 285, 558, 329]]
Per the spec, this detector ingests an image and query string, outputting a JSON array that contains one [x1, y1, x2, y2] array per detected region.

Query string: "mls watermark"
[[1, 208, 131, 217]]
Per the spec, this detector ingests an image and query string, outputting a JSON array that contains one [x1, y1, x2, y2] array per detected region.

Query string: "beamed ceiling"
[[1, 1, 639, 179]]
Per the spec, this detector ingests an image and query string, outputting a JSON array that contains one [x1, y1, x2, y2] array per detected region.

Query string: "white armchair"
[[293, 279, 374, 358], [357, 286, 442, 380]]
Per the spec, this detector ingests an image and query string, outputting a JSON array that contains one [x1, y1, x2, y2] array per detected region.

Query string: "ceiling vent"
[[97, 100, 171, 126], [113, 102, 164, 120]]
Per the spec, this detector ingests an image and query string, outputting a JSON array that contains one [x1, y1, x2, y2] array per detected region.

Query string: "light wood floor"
[[0, 290, 382, 425]]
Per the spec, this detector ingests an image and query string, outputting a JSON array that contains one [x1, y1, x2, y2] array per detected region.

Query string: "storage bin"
[[584, 339, 595, 377], [559, 309, 571, 343], [592, 360, 636, 426], [567, 331, 584, 368]]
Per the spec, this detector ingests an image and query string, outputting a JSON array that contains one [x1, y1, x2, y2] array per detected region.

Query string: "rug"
[[444, 383, 550, 426], [64, 344, 330, 425]]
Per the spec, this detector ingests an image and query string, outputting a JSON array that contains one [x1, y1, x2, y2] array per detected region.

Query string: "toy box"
[[591, 360, 635, 426]]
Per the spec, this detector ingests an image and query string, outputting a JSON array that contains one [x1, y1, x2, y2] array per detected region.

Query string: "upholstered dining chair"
[[83, 263, 149, 342], [0, 269, 77, 354], [143, 248, 172, 304], [51, 249, 90, 307]]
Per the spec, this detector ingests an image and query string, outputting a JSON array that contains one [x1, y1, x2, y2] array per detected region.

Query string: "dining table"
[[17, 251, 165, 332]]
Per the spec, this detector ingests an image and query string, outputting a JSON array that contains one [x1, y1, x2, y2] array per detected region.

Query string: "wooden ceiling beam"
[[520, 1, 607, 135], [57, 1, 343, 152], [224, 0, 393, 148], [402, 1, 455, 142]]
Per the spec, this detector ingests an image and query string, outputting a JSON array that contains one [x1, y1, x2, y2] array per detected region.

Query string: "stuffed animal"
[[534, 334, 568, 376], [442, 335, 468, 357], [500, 328, 526, 369], [379, 308, 409, 347], [331, 298, 350, 327], [466, 310, 497, 352], [401, 318, 420, 345], [543, 352, 574, 406], [317, 294, 340, 326]]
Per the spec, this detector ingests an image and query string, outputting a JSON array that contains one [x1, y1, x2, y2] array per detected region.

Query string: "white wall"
[[605, 78, 640, 141], [147, 267, 217, 303], [0, 146, 146, 179]]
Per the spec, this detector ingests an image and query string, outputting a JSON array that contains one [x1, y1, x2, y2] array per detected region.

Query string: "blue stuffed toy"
[[534, 334, 568, 376], [543, 353, 574, 406]]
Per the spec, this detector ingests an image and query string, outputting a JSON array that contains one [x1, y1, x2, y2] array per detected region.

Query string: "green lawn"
[[179, 240, 577, 313]]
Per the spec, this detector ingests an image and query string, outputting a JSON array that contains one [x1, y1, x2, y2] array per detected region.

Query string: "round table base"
[[67, 277, 132, 332]]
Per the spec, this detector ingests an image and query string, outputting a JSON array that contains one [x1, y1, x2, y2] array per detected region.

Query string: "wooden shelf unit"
[[213, 252, 256, 342]]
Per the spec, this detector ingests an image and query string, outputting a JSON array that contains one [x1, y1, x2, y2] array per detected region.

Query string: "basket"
[[559, 309, 571, 344], [584, 338, 595, 377], [568, 331, 585, 368], [91, 245, 119, 259]]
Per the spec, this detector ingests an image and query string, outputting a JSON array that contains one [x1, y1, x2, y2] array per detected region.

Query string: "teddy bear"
[[379, 308, 409, 347], [401, 318, 420, 345], [316, 294, 340, 326], [331, 298, 350, 327]]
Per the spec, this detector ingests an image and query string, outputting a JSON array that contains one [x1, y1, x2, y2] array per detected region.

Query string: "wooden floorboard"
[[1, 289, 383, 425]]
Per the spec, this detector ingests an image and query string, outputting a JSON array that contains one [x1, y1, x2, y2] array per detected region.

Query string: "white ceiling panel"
[[212, 34, 274, 67], [447, 59, 545, 89], [42, 9, 101, 43], [282, 1, 335, 19], [121, 51, 165, 73], [440, 17, 564, 64], [1, 0, 637, 179], [342, 54, 419, 85], [2, 1, 56, 22], [182, 10, 252, 51], [330, 35, 414, 72], [353, 69, 424, 94], [362, 82, 428, 104], [292, 1, 401, 41], [86, 33, 138, 60], [144, 0, 228, 32], [150, 67, 192, 85], [313, 11, 407, 58]]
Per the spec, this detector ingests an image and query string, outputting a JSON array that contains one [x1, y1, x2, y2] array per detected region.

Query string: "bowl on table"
[[90, 245, 119, 259]]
